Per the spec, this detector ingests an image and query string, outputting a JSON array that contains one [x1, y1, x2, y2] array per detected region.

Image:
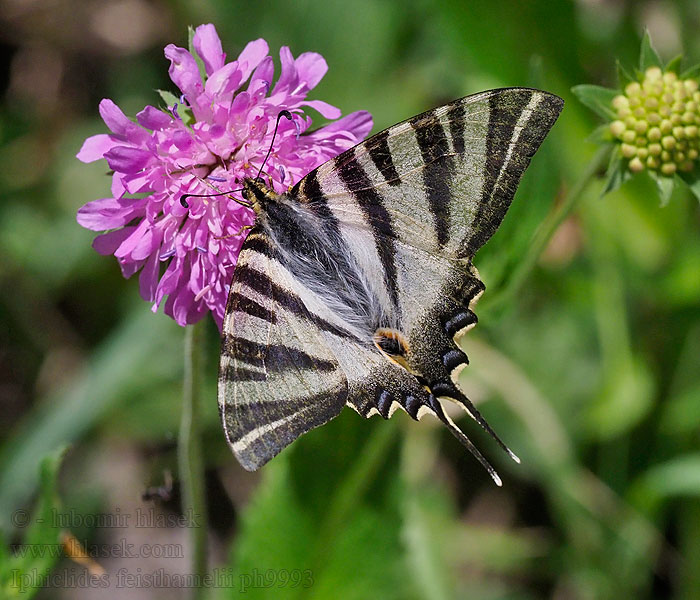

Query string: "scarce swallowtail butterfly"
[[218, 88, 563, 485]]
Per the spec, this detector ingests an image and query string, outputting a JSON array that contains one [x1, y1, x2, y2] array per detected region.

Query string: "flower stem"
[[484, 145, 610, 314], [179, 320, 208, 597]]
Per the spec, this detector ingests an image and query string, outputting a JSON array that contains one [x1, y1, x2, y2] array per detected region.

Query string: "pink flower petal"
[[272, 46, 298, 95], [76, 134, 116, 162], [139, 250, 160, 300], [302, 99, 342, 119], [92, 227, 135, 255], [250, 56, 274, 88], [76, 197, 146, 231], [104, 146, 152, 173], [205, 61, 243, 97], [98, 99, 149, 144], [308, 110, 373, 140], [294, 52, 328, 90], [111, 174, 126, 199], [164, 44, 204, 98], [192, 23, 225, 75], [114, 219, 152, 258], [237, 38, 269, 82], [137, 106, 173, 130]]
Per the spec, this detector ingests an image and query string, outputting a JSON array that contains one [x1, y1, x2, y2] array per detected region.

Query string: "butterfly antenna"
[[255, 110, 293, 181], [180, 187, 248, 209], [180, 110, 293, 208]]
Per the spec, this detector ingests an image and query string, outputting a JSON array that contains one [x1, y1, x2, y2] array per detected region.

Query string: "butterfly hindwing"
[[218, 230, 348, 471]]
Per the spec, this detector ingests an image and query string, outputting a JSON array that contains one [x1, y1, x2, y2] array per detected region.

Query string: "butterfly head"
[[242, 177, 279, 214]]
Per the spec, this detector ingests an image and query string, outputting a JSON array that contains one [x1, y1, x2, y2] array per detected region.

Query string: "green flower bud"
[[612, 95, 629, 110], [661, 162, 677, 175], [622, 130, 636, 144], [611, 66, 700, 177], [634, 120, 648, 134], [629, 157, 645, 172], [610, 120, 626, 137], [621, 143, 637, 158], [663, 72, 677, 84], [625, 82, 642, 96]]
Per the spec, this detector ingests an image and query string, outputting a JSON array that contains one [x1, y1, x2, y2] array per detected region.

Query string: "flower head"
[[77, 24, 373, 326], [572, 31, 700, 204], [610, 67, 700, 177]]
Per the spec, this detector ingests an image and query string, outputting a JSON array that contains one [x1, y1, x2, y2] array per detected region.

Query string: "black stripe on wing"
[[233, 261, 360, 341], [366, 129, 401, 186], [446, 102, 467, 155], [226, 386, 347, 470], [228, 292, 277, 324], [336, 152, 401, 314], [411, 110, 454, 248], [463, 89, 563, 256], [221, 336, 337, 372]]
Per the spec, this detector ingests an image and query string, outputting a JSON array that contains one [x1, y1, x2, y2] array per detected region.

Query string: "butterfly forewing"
[[219, 87, 563, 477]]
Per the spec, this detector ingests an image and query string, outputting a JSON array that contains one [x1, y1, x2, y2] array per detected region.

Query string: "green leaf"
[[616, 59, 635, 88], [571, 84, 618, 120], [228, 440, 406, 600], [639, 29, 663, 71], [586, 123, 613, 144], [3, 447, 67, 599], [637, 453, 700, 500], [661, 384, 700, 434], [187, 25, 207, 81], [156, 90, 194, 125], [402, 485, 456, 600], [652, 172, 675, 206], [157, 89, 179, 111], [601, 152, 632, 197], [584, 353, 655, 439], [680, 63, 700, 80], [665, 54, 683, 74], [676, 163, 700, 203]]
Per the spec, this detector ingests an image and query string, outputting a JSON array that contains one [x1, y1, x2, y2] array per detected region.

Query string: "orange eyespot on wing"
[[373, 328, 411, 370]]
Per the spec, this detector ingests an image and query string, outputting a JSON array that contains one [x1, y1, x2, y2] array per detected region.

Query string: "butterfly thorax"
[[242, 178, 391, 341]]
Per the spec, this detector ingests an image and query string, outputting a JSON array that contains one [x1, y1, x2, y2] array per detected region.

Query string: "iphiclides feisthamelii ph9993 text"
[[215, 87, 563, 485]]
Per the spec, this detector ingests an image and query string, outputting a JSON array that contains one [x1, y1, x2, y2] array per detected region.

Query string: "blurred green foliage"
[[1, 1, 699, 599]]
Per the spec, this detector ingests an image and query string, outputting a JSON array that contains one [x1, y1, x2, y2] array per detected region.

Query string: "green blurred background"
[[1, 1, 699, 598]]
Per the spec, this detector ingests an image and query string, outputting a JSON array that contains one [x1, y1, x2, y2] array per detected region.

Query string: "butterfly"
[[218, 87, 563, 484]]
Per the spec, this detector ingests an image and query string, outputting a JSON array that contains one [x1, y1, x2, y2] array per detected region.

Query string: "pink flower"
[[77, 24, 373, 327]]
